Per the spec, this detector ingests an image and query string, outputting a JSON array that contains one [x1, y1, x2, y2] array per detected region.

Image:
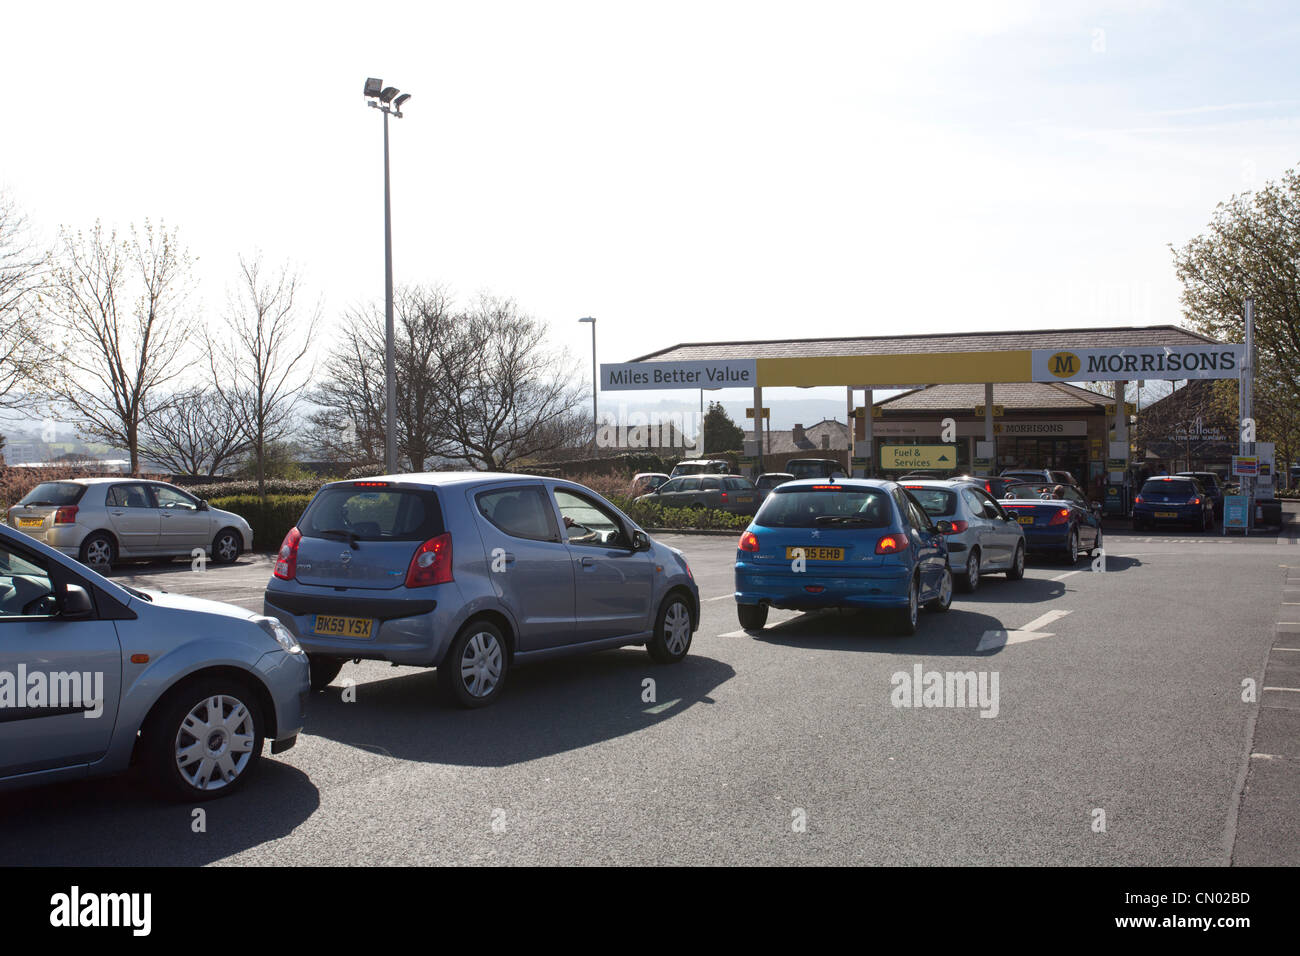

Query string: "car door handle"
[[579, 556, 595, 567], [111, 510, 125, 516]]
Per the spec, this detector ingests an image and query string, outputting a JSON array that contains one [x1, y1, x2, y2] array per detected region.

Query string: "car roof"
[[758, 472, 794, 478], [775, 477, 896, 491]]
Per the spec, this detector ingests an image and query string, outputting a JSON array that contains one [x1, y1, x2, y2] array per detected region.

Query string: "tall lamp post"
[[364, 77, 411, 474], [578, 316, 597, 452]]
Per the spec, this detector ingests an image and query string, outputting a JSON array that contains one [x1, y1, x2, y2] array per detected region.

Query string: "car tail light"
[[353, 481, 389, 488], [804, 585, 825, 593], [721, 491, 728, 500], [738, 531, 759, 552], [1048, 509, 1070, 526], [406, 533, 453, 587], [985, 481, 994, 494], [54, 506, 78, 524], [942, 520, 968, 535], [1134, 495, 1143, 504], [273, 527, 301, 580], [876, 534, 904, 554], [1190, 496, 1201, 505]]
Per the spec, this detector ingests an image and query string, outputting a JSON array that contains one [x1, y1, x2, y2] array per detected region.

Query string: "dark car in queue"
[[1000, 469, 1081, 489], [637, 474, 759, 515], [1132, 476, 1216, 532], [734, 479, 952, 637], [787, 458, 846, 480], [755, 472, 794, 503], [999, 482, 1103, 564], [1175, 471, 1226, 519]]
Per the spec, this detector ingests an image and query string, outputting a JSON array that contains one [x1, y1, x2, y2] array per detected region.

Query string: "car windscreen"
[[755, 487, 893, 528], [1003, 484, 1056, 499], [17, 482, 88, 507], [903, 487, 956, 517], [300, 486, 444, 541], [788, 462, 832, 478]]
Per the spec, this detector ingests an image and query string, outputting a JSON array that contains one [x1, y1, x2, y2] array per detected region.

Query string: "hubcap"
[[1015, 547, 1024, 574], [1069, 533, 1078, 561], [939, 570, 952, 606], [909, 580, 918, 626], [461, 631, 503, 697], [968, 553, 979, 587], [174, 694, 255, 791], [86, 539, 111, 566], [664, 602, 691, 655], [218, 535, 238, 560]]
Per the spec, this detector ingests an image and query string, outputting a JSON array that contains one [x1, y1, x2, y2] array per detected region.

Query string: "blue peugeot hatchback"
[[734, 478, 952, 636]]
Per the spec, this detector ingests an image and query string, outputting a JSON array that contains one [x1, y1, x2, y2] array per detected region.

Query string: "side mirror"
[[631, 530, 651, 551], [198, 500, 209, 511], [62, 584, 94, 619]]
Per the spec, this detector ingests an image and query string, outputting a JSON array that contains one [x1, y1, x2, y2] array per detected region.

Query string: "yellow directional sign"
[[746, 407, 770, 418], [881, 444, 959, 471], [973, 404, 1005, 417], [1104, 402, 1138, 415]]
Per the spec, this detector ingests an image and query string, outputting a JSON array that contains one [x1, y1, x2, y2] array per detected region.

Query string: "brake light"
[[1190, 496, 1201, 505], [721, 491, 728, 500], [904, 485, 923, 490], [738, 531, 759, 552], [985, 481, 993, 493], [942, 520, 968, 535], [353, 481, 389, 488], [406, 533, 453, 587], [876, 535, 904, 554], [1134, 495, 1143, 504], [273, 527, 301, 580], [54, 506, 78, 524], [1048, 509, 1070, 526], [811, 485, 839, 490]]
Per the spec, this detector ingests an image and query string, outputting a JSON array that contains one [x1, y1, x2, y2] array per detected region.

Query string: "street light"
[[363, 76, 410, 474], [578, 317, 597, 452]]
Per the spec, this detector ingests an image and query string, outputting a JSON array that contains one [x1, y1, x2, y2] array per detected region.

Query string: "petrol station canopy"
[[615, 324, 1239, 388]]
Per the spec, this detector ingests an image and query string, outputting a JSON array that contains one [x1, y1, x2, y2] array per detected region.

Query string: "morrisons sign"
[[1031, 345, 1245, 382]]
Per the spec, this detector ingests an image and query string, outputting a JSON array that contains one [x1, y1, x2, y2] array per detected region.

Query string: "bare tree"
[[206, 255, 320, 496], [45, 221, 196, 476], [434, 296, 585, 470], [306, 285, 458, 471], [0, 191, 49, 406], [140, 388, 249, 476]]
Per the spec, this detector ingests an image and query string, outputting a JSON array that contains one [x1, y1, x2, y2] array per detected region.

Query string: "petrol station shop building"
[[605, 324, 1244, 493]]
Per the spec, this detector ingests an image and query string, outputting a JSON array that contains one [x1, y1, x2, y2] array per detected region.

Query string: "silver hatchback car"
[[6, 477, 253, 570], [0, 523, 308, 801], [263, 473, 700, 708], [901, 479, 1026, 592]]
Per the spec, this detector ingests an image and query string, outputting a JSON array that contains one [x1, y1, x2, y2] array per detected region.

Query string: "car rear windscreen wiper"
[[814, 515, 873, 525], [318, 528, 361, 549]]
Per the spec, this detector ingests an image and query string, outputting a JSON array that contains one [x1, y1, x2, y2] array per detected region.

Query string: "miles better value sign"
[[601, 360, 756, 391], [1031, 345, 1244, 382]]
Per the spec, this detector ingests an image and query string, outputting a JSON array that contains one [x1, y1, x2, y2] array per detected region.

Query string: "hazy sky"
[[3, 0, 1298, 415]]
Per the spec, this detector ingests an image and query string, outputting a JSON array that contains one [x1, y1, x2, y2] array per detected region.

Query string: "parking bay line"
[[1050, 569, 1083, 582], [976, 609, 1072, 653]]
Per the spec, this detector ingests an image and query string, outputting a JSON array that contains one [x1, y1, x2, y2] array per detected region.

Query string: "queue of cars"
[[0, 461, 1224, 802]]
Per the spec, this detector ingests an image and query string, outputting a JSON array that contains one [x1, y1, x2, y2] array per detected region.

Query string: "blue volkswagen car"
[[734, 478, 952, 636]]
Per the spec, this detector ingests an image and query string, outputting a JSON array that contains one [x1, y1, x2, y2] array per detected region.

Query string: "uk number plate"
[[786, 547, 843, 561], [313, 615, 374, 638]]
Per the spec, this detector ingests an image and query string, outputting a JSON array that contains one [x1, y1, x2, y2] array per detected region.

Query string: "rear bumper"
[[735, 565, 911, 610], [1133, 507, 1203, 524], [1018, 526, 1072, 551], [264, 587, 449, 666]]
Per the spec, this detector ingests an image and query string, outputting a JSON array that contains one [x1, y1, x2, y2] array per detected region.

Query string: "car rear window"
[[17, 482, 87, 507], [756, 487, 893, 528], [300, 485, 444, 541], [904, 487, 956, 517], [1141, 479, 1196, 496]]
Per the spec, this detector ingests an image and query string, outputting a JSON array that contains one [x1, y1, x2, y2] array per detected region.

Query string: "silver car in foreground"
[[264, 473, 700, 708], [901, 479, 1026, 592], [0, 523, 308, 801], [6, 477, 253, 570]]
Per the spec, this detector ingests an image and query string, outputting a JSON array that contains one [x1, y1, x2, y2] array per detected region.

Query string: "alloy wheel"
[[664, 601, 691, 656], [174, 694, 256, 792]]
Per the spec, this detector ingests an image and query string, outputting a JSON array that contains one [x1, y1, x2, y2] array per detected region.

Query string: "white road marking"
[[707, 594, 734, 602], [977, 609, 1072, 652], [1262, 686, 1300, 693], [1051, 569, 1083, 581]]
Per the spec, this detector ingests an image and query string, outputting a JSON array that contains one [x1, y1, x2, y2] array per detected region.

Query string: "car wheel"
[[79, 532, 116, 572], [737, 603, 768, 632], [1064, 529, 1079, 564], [892, 575, 920, 636], [308, 655, 345, 692], [1006, 542, 1025, 580], [926, 567, 953, 612], [438, 621, 509, 708], [958, 549, 980, 593], [648, 593, 694, 663], [142, 677, 264, 802], [212, 528, 242, 564], [1093, 528, 1104, 555]]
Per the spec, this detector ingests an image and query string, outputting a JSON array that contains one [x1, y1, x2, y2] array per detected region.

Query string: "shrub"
[[187, 478, 324, 500], [208, 494, 315, 552], [619, 498, 749, 532]]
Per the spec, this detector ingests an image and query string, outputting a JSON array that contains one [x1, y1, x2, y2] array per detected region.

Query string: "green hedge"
[[210, 494, 314, 552], [617, 498, 750, 532]]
